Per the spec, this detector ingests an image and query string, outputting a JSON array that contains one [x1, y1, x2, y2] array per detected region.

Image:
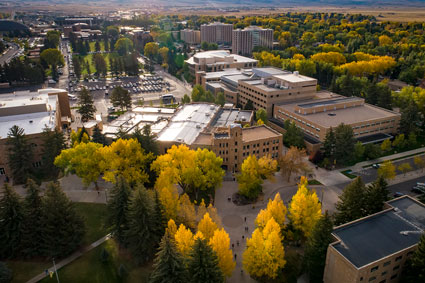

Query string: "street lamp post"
[[52, 258, 60, 283]]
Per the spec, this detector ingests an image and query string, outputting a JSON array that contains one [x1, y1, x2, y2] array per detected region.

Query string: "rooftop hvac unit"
[[210, 106, 215, 110], [241, 117, 246, 121], [294, 71, 299, 76], [205, 113, 210, 116], [158, 109, 162, 112], [196, 124, 201, 129], [177, 137, 183, 142], [29, 120, 33, 123]]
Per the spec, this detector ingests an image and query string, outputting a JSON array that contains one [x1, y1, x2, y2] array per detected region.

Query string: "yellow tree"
[[152, 145, 224, 201], [258, 155, 278, 180], [209, 228, 235, 278], [255, 193, 287, 230], [196, 199, 207, 222], [379, 35, 393, 46], [178, 193, 197, 229], [70, 128, 90, 146], [100, 138, 151, 185], [398, 162, 412, 176], [207, 204, 222, 228], [54, 142, 104, 189], [166, 219, 177, 237], [157, 185, 180, 221], [243, 218, 286, 279], [144, 42, 159, 59], [414, 155, 425, 172], [378, 160, 396, 180], [288, 177, 322, 238], [197, 213, 218, 241], [174, 224, 194, 258], [380, 139, 392, 152], [237, 155, 263, 199], [158, 46, 169, 63]]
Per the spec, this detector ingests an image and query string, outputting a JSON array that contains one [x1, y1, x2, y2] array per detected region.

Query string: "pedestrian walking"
[[234, 253, 237, 260], [232, 243, 234, 249], [236, 240, 239, 246], [242, 235, 244, 240], [244, 216, 247, 222]]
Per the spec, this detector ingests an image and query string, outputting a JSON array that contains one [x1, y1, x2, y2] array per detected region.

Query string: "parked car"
[[372, 163, 380, 169], [411, 186, 425, 194], [393, 192, 405, 198]]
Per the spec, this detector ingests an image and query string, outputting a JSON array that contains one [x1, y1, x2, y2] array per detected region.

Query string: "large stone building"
[[155, 103, 282, 171], [180, 29, 201, 44], [185, 50, 258, 84], [324, 196, 425, 283], [232, 26, 273, 55], [0, 88, 71, 180], [201, 67, 401, 151], [200, 22, 233, 45]]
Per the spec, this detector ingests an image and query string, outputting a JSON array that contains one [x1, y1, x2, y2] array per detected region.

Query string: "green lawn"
[[308, 179, 322, 185], [78, 52, 119, 75], [7, 202, 108, 283], [40, 240, 152, 283], [89, 41, 106, 52], [341, 170, 358, 179]]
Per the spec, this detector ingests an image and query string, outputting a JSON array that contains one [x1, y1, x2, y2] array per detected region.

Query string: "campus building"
[[200, 22, 233, 45], [180, 29, 201, 44], [273, 92, 401, 144], [185, 50, 258, 84], [324, 196, 425, 283], [232, 26, 273, 55], [0, 88, 71, 180], [155, 103, 282, 171]]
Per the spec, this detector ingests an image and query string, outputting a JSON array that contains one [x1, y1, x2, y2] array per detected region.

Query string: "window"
[[379, 280, 386, 283], [369, 276, 376, 282], [381, 271, 387, 276], [360, 277, 363, 281], [392, 265, 399, 271], [395, 256, 402, 262], [0, 168, 5, 175], [371, 266, 379, 272], [383, 261, 391, 267], [235, 141, 238, 146], [32, 161, 42, 168], [235, 149, 238, 153], [390, 274, 397, 279]]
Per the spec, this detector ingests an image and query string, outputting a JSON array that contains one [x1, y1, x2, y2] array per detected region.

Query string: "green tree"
[[93, 54, 107, 77], [283, 120, 305, 149], [6, 125, 34, 184], [41, 127, 66, 179], [182, 94, 191, 104], [149, 231, 188, 283], [244, 99, 254, 110], [115, 38, 133, 56], [125, 186, 160, 264], [72, 56, 82, 80], [91, 125, 107, 145], [144, 42, 159, 59], [77, 87, 96, 122], [107, 26, 119, 39], [132, 124, 159, 156], [0, 262, 12, 283], [399, 102, 421, 136], [45, 30, 60, 49], [187, 238, 224, 283], [365, 176, 389, 214], [334, 124, 355, 165], [304, 212, 334, 283], [255, 108, 268, 123], [110, 86, 132, 111], [354, 141, 365, 160], [106, 177, 131, 245], [393, 134, 406, 151], [323, 128, 336, 161], [215, 92, 225, 107], [400, 234, 425, 283], [41, 182, 85, 257], [381, 139, 392, 152], [334, 177, 366, 225], [21, 180, 44, 258], [0, 183, 24, 258], [95, 41, 101, 52], [40, 48, 64, 69]]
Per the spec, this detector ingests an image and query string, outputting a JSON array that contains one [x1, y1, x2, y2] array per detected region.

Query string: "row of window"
[[240, 90, 267, 104], [243, 140, 279, 150], [242, 146, 278, 157], [278, 111, 321, 132], [354, 126, 393, 136], [352, 120, 396, 130]]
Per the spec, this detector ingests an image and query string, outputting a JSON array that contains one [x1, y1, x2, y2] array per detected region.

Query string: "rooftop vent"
[[29, 120, 33, 123], [177, 137, 183, 142], [205, 113, 210, 117], [210, 106, 215, 110], [294, 71, 299, 76], [196, 124, 201, 129], [158, 109, 162, 112], [328, 113, 336, 116], [241, 117, 246, 121]]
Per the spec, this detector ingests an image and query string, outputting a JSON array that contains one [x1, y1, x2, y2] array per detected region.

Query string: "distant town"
[[0, 4, 424, 283]]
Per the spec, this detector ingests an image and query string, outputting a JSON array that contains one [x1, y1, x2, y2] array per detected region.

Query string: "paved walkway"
[[26, 234, 111, 283]]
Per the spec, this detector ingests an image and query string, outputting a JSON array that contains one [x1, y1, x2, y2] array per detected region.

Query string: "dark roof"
[[0, 20, 29, 32], [297, 97, 361, 109], [332, 197, 425, 268]]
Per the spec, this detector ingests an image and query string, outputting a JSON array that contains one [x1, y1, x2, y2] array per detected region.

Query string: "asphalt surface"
[[0, 43, 20, 65], [388, 176, 425, 196]]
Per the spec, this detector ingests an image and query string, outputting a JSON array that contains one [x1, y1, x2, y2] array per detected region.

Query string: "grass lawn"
[[308, 179, 322, 185], [341, 170, 358, 179], [7, 202, 108, 283], [40, 239, 152, 283], [76, 52, 119, 75], [89, 41, 106, 52]]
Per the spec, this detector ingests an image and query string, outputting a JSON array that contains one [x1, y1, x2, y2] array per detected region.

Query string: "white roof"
[[0, 111, 56, 139], [274, 73, 316, 83]]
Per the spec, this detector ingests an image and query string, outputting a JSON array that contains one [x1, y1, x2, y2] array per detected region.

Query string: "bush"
[[0, 262, 12, 283]]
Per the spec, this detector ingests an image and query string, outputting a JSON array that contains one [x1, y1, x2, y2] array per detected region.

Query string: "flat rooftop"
[[297, 97, 362, 109], [242, 125, 281, 143], [252, 67, 290, 78], [211, 108, 252, 128], [277, 93, 399, 128], [332, 196, 425, 268], [156, 103, 220, 145], [274, 73, 317, 84], [186, 50, 257, 65]]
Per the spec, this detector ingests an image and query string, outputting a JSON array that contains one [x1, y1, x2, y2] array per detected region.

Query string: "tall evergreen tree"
[[365, 176, 390, 215], [0, 262, 12, 283], [110, 86, 132, 111], [41, 182, 85, 257], [77, 87, 96, 122], [0, 184, 24, 259], [304, 211, 334, 283], [41, 127, 66, 179], [91, 125, 107, 145], [132, 125, 159, 156], [334, 177, 367, 225], [323, 128, 336, 160], [400, 234, 425, 283], [106, 177, 131, 245], [21, 179, 44, 258], [334, 124, 355, 165], [6, 125, 34, 184], [153, 190, 167, 238], [125, 186, 159, 264], [149, 231, 188, 283], [187, 238, 224, 283]]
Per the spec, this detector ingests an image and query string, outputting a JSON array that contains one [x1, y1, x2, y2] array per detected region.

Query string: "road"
[[0, 42, 20, 65], [336, 154, 425, 190], [388, 176, 425, 196]]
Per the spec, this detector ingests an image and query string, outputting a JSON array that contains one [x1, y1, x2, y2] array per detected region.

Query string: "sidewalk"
[[26, 234, 111, 283]]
